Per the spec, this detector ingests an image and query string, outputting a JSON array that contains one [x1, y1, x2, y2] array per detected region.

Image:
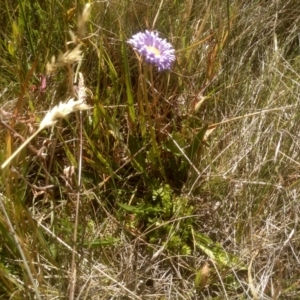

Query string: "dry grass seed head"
[[78, 3, 91, 38], [39, 98, 91, 129], [46, 44, 83, 75]]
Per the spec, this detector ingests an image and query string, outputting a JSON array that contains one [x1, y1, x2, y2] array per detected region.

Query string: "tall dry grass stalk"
[[1, 0, 300, 299]]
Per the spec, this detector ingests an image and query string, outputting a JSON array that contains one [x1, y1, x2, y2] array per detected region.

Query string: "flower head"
[[128, 30, 175, 71]]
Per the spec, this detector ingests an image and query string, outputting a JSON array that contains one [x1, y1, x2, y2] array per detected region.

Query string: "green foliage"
[[120, 184, 195, 255]]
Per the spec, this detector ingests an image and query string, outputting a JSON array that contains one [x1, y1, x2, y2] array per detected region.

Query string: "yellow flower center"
[[147, 46, 161, 56]]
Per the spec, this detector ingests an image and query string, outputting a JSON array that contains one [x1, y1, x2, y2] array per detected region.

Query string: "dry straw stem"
[[1, 98, 91, 169], [208, 105, 295, 129]]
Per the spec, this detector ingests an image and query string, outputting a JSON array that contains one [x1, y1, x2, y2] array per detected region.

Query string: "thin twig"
[[152, 0, 164, 29]]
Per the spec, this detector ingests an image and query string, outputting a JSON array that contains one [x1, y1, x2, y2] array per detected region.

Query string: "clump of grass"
[[0, 0, 300, 299]]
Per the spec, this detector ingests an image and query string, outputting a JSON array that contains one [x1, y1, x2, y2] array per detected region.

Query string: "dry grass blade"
[[248, 251, 259, 300], [0, 194, 42, 300], [1, 0, 300, 299]]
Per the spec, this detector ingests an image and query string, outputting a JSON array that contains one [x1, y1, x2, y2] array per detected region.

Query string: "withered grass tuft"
[[0, 0, 300, 299]]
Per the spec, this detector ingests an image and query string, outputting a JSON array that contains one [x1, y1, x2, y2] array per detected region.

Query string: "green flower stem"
[[143, 64, 167, 181]]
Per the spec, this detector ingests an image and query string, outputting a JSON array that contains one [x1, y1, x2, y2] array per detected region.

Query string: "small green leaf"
[[194, 232, 243, 268], [118, 203, 142, 214], [7, 42, 15, 56], [85, 238, 120, 248]]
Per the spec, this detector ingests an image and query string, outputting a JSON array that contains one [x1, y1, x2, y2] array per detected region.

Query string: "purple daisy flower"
[[128, 30, 175, 71]]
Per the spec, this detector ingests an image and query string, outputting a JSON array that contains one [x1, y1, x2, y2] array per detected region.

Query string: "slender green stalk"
[[142, 65, 167, 181]]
